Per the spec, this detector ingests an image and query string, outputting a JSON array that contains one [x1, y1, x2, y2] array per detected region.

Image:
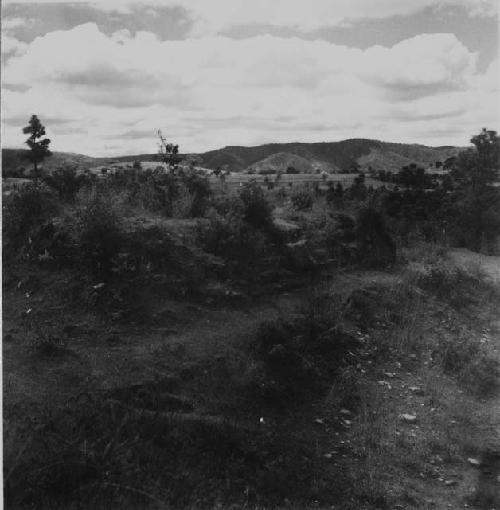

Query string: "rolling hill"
[[1, 149, 99, 174], [246, 152, 340, 174], [198, 139, 461, 173], [2, 139, 462, 176]]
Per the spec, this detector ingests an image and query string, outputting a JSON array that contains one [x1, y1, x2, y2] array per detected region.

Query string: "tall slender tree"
[[157, 129, 180, 173], [22, 115, 51, 185]]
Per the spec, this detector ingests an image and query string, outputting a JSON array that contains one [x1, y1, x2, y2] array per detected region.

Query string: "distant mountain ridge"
[[198, 139, 461, 173], [2, 138, 462, 176]]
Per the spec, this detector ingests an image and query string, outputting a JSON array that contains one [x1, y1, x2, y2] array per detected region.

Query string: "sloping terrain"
[[198, 139, 462, 173], [246, 152, 339, 174], [2, 148, 99, 174], [357, 148, 435, 173], [3, 139, 461, 176]]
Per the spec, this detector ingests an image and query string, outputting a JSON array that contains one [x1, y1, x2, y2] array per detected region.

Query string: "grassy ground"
[[3, 247, 500, 509]]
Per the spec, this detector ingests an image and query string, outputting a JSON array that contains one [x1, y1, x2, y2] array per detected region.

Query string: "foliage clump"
[[43, 166, 90, 202], [3, 183, 59, 258], [239, 180, 274, 229], [291, 187, 314, 211], [76, 191, 123, 277], [22, 114, 51, 185]]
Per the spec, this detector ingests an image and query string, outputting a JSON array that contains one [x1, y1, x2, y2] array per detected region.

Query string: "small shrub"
[[433, 335, 499, 396], [25, 218, 77, 265], [399, 242, 448, 266], [43, 166, 90, 202], [198, 210, 269, 277], [416, 263, 495, 309], [291, 188, 314, 211], [23, 316, 67, 355], [248, 290, 357, 402], [239, 180, 273, 229], [171, 183, 195, 218], [76, 192, 123, 277], [181, 170, 211, 217], [355, 207, 396, 268], [3, 183, 59, 256], [30, 331, 66, 355]]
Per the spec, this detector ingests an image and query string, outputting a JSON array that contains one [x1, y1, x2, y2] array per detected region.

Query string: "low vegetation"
[[3, 126, 500, 509]]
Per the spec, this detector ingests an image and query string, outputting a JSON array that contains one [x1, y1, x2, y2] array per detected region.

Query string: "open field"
[[208, 173, 387, 191], [85, 161, 387, 190]]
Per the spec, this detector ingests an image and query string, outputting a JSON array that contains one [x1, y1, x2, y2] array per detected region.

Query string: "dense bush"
[[433, 334, 499, 396], [291, 187, 314, 211], [447, 187, 500, 252], [355, 207, 396, 268], [180, 169, 211, 217], [76, 192, 123, 277], [416, 262, 496, 309], [3, 183, 59, 256], [109, 167, 211, 218], [239, 180, 273, 229], [198, 210, 269, 277], [381, 188, 447, 241], [247, 304, 357, 402], [323, 214, 357, 263], [43, 166, 90, 202]]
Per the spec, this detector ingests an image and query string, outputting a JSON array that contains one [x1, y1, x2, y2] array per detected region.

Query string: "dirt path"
[[449, 248, 500, 284]]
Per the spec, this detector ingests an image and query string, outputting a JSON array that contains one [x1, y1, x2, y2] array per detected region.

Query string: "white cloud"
[[3, 17, 32, 30], [1, 35, 28, 59], [1, 22, 498, 154]]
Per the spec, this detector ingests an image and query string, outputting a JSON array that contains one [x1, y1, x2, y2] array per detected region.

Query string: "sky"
[[1, 0, 499, 156]]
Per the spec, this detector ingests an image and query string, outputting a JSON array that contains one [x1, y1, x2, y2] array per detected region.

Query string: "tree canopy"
[[22, 115, 52, 184], [452, 128, 500, 189]]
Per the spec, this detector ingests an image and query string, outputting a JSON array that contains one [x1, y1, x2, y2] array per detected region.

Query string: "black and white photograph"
[[1, 0, 500, 508]]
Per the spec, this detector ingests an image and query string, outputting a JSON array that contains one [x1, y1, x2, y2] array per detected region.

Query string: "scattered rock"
[[399, 413, 417, 423], [378, 380, 392, 389], [409, 386, 424, 396]]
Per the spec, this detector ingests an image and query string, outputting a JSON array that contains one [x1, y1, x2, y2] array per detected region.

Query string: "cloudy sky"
[[1, 0, 499, 156]]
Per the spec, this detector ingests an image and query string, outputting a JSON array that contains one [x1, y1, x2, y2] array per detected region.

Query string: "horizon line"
[[0, 136, 468, 159]]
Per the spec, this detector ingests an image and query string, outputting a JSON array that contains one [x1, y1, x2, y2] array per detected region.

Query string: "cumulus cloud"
[[3, 17, 32, 30], [1, 21, 498, 154], [1, 35, 28, 59]]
